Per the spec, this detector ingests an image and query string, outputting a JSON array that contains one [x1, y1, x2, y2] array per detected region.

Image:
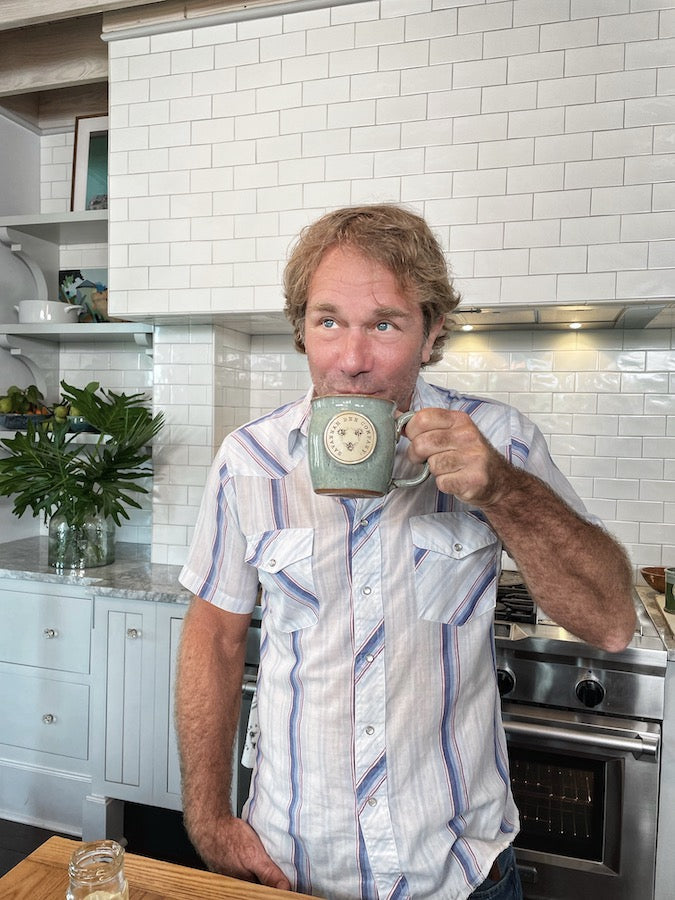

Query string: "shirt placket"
[[351, 499, 403, 894]]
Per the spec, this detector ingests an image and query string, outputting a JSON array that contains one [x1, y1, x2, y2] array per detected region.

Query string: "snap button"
[[366, 653, 374, 663], [362, 586, 372, 595], [365, 725, 375, 735], [453, 543, 463, 553], [360, 518, 369, 527], [368, 797, 377, 807], [268, 558, 277, 568]]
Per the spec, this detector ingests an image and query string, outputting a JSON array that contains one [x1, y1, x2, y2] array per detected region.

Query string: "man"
[[176, 204, 635, 899]]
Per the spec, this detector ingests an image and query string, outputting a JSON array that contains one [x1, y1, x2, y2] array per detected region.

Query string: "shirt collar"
[[288, 385, 314, 455]]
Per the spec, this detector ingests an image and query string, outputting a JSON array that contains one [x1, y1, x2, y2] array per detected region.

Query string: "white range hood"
[[451, 301, 675, 332], [165, 300, 675, 336]]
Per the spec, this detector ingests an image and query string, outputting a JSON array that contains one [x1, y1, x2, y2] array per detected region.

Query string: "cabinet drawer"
[[0, 589, 91, 673], [0, 670, 89, 759]]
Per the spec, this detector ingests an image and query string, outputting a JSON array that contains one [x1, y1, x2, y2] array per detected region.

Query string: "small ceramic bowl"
[[640, 566, 666, 594], [67, 416, 98, 434]]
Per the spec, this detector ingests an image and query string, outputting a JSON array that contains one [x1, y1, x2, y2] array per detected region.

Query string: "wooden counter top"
[[0, 836, 310, 899]]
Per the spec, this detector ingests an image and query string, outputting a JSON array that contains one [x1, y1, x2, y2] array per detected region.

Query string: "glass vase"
[[48, 510, 116, 571]]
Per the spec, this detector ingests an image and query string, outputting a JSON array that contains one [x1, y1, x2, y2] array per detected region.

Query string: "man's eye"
[[321, 318, 336, 328], [375, 321, 393, 332]]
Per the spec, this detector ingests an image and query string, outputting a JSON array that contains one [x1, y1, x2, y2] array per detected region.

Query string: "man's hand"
[[403, 407, 514, 506], [192, 814, 291, 890]]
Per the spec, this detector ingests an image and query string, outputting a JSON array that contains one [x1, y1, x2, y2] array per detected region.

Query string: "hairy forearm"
[[484, 465, 635, 651], [175, 597, 247, 861]]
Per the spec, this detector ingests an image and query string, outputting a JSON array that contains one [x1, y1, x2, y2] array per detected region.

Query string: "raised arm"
[[405, 408, 636, 651], [175, 596, 291, 889]]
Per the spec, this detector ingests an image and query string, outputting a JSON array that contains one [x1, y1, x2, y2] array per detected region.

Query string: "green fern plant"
[[0, 381, 164, 528]]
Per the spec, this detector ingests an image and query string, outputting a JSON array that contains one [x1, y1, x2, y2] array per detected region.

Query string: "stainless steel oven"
[[495, 579, 667, 900], [502, 702, 660, 899]]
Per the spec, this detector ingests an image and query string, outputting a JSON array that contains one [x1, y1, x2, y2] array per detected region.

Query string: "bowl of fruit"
[[0, 384, 52, 430], [52, 381, 100, 433]]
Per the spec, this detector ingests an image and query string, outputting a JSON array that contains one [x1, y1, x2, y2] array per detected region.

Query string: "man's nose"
[[340, 329, 372, 376]]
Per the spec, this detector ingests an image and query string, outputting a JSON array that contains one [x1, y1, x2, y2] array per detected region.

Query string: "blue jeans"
[[469, 846, 523, 900]]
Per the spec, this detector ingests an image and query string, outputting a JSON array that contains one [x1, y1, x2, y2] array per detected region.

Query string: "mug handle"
[[391, 410, 430, 490]]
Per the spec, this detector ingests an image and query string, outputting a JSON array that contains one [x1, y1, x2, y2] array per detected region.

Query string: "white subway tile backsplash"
[[597, 67, 656, 103], [626, 35, 675, 70], [587, 241, 648, 271], [530, 245, 586, 274], [482, 82, 537, 113], [91, 0, 675, 568], [535, 132, 592, 164], [561, 214, 620, 244], [458, 1, 513, 35], [565, 159, 623, 190], [507, 50, 564, 84], [477, 193, 532, 222], [626, 95, 675, 128], [533, 188, 590, 219], [454, 58, 508, 90], [453, 168, 506, 197], [625, 153, 675, 185], [504, 219, 560, 248], [514, 0, 570, 27], [483, 25, 539, 59]]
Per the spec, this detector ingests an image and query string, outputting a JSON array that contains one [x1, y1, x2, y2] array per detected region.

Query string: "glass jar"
[[48, 510, 116, 571], [66, 840, 128, 900]]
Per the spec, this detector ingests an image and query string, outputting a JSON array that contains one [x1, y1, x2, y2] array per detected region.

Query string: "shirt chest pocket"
[[410, 513, 500, 625], [245, 528, 318, 633]]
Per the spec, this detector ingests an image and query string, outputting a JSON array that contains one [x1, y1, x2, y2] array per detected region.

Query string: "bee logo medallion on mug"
[[308, 394, 429, 498]]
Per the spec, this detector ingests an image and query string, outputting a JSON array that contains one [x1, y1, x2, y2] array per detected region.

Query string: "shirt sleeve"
[[178, 442, 259, 613]]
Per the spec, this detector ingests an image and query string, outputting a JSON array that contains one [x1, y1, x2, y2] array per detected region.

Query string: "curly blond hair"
[[283, 204, 461, 366]]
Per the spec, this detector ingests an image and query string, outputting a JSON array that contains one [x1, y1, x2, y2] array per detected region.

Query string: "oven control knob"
[[497, 668, 515, 697], [575, 678, 605, 708]]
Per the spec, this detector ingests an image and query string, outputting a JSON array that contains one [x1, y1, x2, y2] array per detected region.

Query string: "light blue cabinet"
[[0, 579, 93, 834], [86, 597, 186, 839], [0, 576, 188, 838], [91, 598, 156, 805]]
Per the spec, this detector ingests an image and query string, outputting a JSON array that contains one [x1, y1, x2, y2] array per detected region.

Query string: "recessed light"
[[569, 322, 582, 330], [461, 324, 474, 332]]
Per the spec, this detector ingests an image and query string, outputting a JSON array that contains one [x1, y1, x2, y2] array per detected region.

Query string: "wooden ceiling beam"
[[0, 0, 162, 32], [0, 16, 106, 98]]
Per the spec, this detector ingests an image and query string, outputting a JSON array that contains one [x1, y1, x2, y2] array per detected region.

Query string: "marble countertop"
[[0, 537, 191, 604]]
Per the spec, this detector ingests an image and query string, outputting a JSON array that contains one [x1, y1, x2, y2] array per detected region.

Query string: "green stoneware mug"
[[308, 394, 429, 498]]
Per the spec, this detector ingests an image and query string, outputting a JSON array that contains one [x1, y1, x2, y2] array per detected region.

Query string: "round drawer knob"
[[43, 628, 58, 639], [127, 628, 141, 639], [42, 713, 55, 725]]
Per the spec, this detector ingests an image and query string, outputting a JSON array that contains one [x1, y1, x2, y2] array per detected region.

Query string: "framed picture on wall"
[[71, 114, 109, 212]]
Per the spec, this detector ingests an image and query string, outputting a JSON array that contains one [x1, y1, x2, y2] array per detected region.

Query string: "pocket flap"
[[246, 528, 314, 572], [410, 512, 495, 559], [409, 513, 499, 625], [245, 528, 318, 632]]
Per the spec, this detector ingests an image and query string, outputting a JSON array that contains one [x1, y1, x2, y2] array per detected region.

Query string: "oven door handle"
[[503, 719, 659, 758]]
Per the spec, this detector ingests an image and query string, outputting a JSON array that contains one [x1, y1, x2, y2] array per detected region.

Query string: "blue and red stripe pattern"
[[180, 378, 596, 898]]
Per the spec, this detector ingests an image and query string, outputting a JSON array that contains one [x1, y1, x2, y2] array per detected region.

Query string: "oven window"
[[509, 746, 606, 861]]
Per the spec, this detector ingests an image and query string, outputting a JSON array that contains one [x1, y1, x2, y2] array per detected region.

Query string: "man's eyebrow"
[[306, 302, 412, 320], [306, 302, 339, 314], [369, 305, 412, 320]]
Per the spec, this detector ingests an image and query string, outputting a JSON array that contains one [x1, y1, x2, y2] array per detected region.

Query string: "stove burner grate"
[[496, 580, 537, 625]]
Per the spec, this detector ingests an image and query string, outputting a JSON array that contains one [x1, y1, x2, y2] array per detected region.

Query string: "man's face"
[[303, 245, 443, 411]]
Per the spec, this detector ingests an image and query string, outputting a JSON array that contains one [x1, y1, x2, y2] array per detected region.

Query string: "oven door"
[[502, 702, 661, 900]]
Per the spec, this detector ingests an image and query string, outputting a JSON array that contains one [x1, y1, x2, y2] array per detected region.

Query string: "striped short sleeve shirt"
[[179, 377, 593, 900]]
